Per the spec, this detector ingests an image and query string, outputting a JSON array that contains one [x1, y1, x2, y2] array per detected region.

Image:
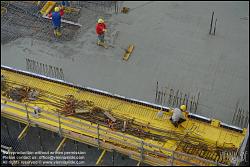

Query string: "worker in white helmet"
[[170, 105, 188, 127], [96, 18, 107, 45]]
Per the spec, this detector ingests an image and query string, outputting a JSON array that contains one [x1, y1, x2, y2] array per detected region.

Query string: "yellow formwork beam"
[[40, 1, 56, 16], [96, 150, 107, 165], [17, 124, 30, 140], [55, 137, 67, 152]]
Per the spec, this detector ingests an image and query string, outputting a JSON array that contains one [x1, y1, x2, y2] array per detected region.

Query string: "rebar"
[[209, 11, 214, 35], [154, 82, 200, 113], [1, 1, 80, 44], [26, 58, 64, 80]]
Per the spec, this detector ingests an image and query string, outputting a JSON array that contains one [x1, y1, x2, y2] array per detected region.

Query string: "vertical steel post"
[[155, 81, 158, 103], [140, 140, 144, 163], [97, 124, 100, 149], [213, 18, 217, 35], [38, 128, 43, 151], [58, 110, 62, 137], [209, 11, 214, 35], [112, 149, 115, 166]]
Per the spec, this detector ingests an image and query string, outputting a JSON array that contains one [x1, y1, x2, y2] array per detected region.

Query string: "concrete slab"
[[1, 1, 249, 126]]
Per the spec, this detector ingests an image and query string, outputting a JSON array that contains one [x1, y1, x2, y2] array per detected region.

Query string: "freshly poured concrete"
[[1, 1, 249, 125]]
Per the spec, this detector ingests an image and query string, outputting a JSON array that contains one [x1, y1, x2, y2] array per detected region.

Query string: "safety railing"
[[1, 97, 228, 166]]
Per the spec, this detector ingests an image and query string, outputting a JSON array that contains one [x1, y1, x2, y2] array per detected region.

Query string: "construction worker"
[[96, 18, 107, 45], [170, 105, 188, 128], [48, 6, 64, 37]]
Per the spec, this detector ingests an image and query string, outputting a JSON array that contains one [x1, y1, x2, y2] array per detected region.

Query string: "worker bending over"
[[48, 6, 64, 37], [96, 18, 107, 45], [170, 105, 188, 127]]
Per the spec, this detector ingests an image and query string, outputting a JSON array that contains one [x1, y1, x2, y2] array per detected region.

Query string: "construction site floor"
[[1, 1, 249, 166], [1, 1, 249, 126]]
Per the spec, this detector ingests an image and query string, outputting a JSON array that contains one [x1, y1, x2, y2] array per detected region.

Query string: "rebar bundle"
[[72, 1, 122, 14], [232, 100, 248, 128], [26, 58, 65, 80]]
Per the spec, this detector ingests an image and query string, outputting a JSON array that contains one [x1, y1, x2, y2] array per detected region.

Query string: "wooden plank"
[[63, 7, 80, 13], [104, 111, 116, 122], [123, 44, 134, 61], [42, 15, 82, 27]]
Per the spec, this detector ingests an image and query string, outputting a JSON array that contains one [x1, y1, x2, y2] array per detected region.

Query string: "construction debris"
[[60, 95, 95, 116], [3, 86, 40, 102], [104, 111, 116, 122], [121, 7, 129, 14]]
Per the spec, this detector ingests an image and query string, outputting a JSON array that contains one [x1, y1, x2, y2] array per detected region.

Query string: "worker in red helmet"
[[170, 105, 188, 127], [96, 18, 107, 45], [48, 6, 64, 37]]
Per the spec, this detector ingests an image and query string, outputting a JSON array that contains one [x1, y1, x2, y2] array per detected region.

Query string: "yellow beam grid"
[[96, 150, 107, 165], [55, 137, 67, 152], [1, 67, 247, 166]]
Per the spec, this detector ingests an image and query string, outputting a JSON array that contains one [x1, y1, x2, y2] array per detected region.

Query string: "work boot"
[[170, 118, 178, 128], [54, 30, 62, 38], [54, 30, 57, 36], [97, 40, 101, 45], [56, 31, 62, 37]]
